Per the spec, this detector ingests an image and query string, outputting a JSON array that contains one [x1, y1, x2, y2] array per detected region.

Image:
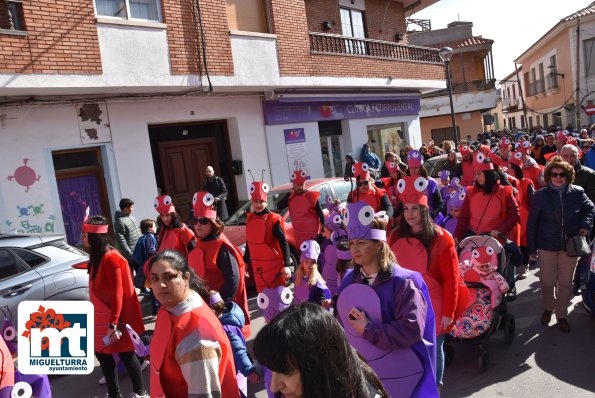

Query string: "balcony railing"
[[309, 32, 442, 64], [527, 79, 545, 96], [422, 79, 496, 98], [0, 0, 25, 32], [547, 74, 559, 90], [503, 97, 519, 110]]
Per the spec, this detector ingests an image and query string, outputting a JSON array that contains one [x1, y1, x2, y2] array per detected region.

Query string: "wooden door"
[[158, 138, 218, 221]]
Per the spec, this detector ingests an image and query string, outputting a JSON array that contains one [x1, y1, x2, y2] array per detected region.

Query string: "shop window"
[[367, 123, 405, 162]]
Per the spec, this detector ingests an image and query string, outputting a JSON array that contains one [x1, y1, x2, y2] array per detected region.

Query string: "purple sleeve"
[[362, 278, 427, 350]]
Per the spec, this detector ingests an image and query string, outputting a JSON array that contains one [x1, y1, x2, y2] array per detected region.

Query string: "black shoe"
[[557, 318, 570, 333], [541, 310, 552, 326], [506, 286, 517, 301]]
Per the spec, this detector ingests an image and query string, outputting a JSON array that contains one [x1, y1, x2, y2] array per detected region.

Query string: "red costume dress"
[[246, 211, 287, 292], [150, 291, 239, 398], [347, 187, 386, 212], [288, 190, 321, 246], [90, 250, 145, 355], [189, 234, 251, 336]]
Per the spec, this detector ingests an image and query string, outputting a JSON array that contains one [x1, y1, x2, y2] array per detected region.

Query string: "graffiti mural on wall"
[[7, 158, 41, 192], [4, 206, 56, 234], [16, 204, 44, 217]]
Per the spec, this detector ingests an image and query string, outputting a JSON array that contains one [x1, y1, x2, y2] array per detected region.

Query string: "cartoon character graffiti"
[[8, 158, 41, 192], [29, 204, 44, 216], [17, 206, 30, 217]]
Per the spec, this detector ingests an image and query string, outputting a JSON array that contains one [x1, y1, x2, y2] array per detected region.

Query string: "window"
[[552, 112, 562, 128], [95, 0, 161, 22], [521, 115, 526, 128], [537, 115, 541, 128], [331, 180, 353, 203], [584, 38, 595, 77], [1, 1, 25, 31], [528, 116, 533, 129], [226, 0, 268, 33], [0, 249, 24, 280], [12, 248, 47, 268], [340, 8, 366, 54], [543, 114, 549, 129], [512, 84, 516, 99]]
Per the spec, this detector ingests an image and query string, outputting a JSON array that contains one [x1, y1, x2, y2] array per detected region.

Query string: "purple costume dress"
[[321, 199, 345, 296]]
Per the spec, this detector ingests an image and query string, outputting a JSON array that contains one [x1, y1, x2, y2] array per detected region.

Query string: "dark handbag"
[[566, 235, 591, 257]]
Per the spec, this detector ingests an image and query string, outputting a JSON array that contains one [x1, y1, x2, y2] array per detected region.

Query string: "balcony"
[[422, 79, 496, 98], [503, 97, 520, 111], [0, 0, 25, 34], [309, 32, 442, 64], [527, 79, 545, 97]]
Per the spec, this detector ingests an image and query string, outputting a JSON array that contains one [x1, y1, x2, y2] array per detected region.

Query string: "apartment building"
[[499, 69, 526, 130], [408, 21, 497, 143], [515, 1, 595, 131], [0, 0, 445, 245]]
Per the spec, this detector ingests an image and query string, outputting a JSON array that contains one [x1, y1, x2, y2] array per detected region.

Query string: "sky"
[[411, 0, 593, 81]]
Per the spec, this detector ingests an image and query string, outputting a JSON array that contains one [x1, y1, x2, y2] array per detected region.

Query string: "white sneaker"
[[128, 393, 148, 398], [98, 376, 106, 385]]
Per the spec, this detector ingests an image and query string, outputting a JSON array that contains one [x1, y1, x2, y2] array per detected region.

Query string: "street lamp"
[[439, 46, 458, 144]]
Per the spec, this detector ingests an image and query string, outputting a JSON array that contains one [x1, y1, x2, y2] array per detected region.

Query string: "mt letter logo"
[[18, 301, 94, 375]]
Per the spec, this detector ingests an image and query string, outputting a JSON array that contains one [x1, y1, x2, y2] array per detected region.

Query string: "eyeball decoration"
[[290, 169, 307, 185], [192, 192, 217, 219], [324, 202, 346, 232], [1, 318, 17, 354], [396, 176, 428, 207], [407, 149, 423, 167], [449, 177, 463, 191], [458, 145, 472, 156], [257, 286, 294, 322], [154, 195, 175, 215], [470, 246, 498, 271], [438, 170, 451, 181], [385, 161, 399, 175], [344, 201, 387, 241], [352, 162, 370, 181], [300, 239, 321, 262], [447, 186, 467, 211], [509, 150, 524, 166], [249, 181, 269, 202], [473, 151, 494, 172], [500, 138, 511, 149], [556, 130, 568, 143]]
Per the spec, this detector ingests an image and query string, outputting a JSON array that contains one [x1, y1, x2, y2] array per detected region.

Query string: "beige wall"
[[420, 111, 485, 144]]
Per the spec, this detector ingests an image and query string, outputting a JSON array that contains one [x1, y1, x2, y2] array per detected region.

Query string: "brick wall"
[[163, 0, 233, 76], [0, 1, 101, 74], [450, 51, 484, 85], [273, 0, 444, 80]]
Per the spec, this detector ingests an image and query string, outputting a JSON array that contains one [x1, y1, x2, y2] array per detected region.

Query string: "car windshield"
[[225, 189, 290, 225], [425, 157, 448, 178]]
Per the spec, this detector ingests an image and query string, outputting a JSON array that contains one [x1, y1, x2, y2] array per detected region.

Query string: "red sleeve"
[[496, 189, 520, 234], [433, 230, 460, 322], [107, 251, 125, 324]]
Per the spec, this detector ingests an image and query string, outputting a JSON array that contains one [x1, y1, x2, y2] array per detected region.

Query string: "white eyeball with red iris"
[[414, 177, 428, 192]]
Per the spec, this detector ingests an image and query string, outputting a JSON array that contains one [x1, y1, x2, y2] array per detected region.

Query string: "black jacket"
[[527, 184, 595, 253]]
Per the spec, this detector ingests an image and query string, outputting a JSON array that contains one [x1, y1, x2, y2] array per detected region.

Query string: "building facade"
[[499, 69, 526, 131], [0, 0, 445, 245], [408, 21, 497, 144]]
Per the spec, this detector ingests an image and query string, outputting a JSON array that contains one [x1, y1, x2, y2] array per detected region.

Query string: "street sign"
[[585, 106, 595, 116]]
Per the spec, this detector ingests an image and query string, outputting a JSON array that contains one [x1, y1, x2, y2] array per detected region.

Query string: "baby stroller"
[[582, 239, 595, 314], [444, 235, 516, 371]]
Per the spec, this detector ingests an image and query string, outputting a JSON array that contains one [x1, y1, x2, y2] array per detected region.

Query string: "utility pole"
[[576, 17, 581, 129]]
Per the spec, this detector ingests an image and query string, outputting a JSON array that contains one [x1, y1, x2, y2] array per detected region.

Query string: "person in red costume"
[[148, 250, 239, 398], [154, 195, 196, 259], [389, 176, 471, 391], [454, 151, 520, 242], [83, 212, 147, 398], [347, 162, 394, 217], [243, 177, 292, 293], [188, 191, 251, 337], [458, 144, 475, 186], [379, 160, 404, 211], [0, 336, 14, 393], [276, 169, 325, 247]]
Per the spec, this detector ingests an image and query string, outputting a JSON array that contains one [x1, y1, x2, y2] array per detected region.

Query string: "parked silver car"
[[0, 233, 89, 323]]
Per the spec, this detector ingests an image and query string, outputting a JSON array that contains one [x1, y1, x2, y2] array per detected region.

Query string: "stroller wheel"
[[478, 351, 489, 372], [444, 343, 454, 366], [504, 314, 516, 345]]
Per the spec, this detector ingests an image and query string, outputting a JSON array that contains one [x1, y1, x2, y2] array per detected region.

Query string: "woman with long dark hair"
[[389, 176, 470, 391], [83, 215, 147, 398], [147, 250, 239, 397], [254, 303, 388, 398]]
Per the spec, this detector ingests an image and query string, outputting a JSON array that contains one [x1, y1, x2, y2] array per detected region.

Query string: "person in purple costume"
[[320, 197, 346, 296], [438, 170, 452, 205], [441, 188, 467, 235], [293, 240, 332, 308], [337, 201, 438, 398]]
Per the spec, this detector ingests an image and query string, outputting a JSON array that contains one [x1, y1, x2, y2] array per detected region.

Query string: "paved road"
[[50, 265, 595, 397]]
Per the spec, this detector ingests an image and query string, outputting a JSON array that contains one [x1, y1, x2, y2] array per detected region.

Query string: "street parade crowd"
[[2, 125, 595, 398]]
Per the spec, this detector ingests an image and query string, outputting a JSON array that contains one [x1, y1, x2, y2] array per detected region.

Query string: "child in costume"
[[438, 170, 451, 205], [209, 291, 257, 398], [320, 198, 345, 296], [441, 187, 467, 236], [293, 240, 331, 308]]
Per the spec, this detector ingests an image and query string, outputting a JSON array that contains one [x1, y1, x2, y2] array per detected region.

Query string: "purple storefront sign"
[[263, 98, 420, 125]]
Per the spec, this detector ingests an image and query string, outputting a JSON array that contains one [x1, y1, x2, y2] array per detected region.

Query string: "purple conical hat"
[[256, 286, 293, 322], [299, 240, 320, 262]]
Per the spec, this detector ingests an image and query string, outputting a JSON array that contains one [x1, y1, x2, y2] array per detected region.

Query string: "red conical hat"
[[396, 175, 428, 207], [192, 192, 217, 219]]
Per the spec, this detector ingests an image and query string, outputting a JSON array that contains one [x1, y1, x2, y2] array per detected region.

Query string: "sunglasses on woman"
[[194, 217, 210, 225], [550, 172, 567, 178]]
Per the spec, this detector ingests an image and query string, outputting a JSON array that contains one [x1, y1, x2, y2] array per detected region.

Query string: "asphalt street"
[[49, 264, 595, 398]]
